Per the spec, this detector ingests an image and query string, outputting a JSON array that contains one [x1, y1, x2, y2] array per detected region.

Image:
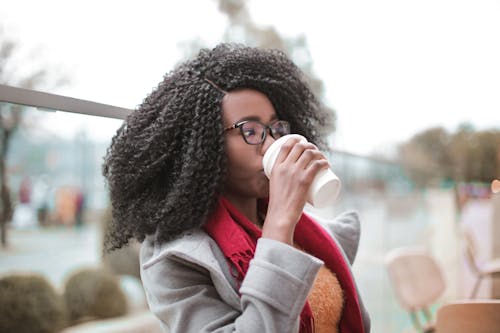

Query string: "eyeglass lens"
[[240, 121, 290, 144]]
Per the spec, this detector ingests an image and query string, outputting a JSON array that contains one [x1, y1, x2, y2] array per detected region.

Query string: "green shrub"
[[102, 241, 141, 279], [63, 268, 128, 325], [0, 274, 67, 333], [101, 206, 141, 279]]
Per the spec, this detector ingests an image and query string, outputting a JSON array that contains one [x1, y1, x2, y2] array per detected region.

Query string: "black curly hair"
[[103, 43, 334, 251]]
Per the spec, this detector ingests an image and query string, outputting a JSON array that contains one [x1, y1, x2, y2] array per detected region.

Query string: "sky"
[[1, 0, 500, 157]]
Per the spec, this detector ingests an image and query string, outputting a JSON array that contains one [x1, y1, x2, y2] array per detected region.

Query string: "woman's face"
[[222, 89, 278, 201]]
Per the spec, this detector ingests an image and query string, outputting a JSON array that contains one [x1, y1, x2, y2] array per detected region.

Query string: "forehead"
[[221, 89, 277, 125]]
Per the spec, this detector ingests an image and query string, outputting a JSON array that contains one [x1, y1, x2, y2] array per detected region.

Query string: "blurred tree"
[[217, 0, 333, 119], [448, 124, 474, 183], [398, 127, 453, 187], [0, 26, 68, 247], [180, 0, 335, 133], [398, 124, 500, 187], [446, 124, 500, 182]]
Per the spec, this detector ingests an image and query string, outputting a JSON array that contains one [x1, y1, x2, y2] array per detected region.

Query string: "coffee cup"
[[262, 134, 341, 208]]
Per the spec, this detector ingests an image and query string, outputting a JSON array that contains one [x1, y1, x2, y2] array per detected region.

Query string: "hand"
[[262, 138, 329, 244]]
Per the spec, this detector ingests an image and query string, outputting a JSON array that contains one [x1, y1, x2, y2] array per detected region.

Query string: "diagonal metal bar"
[[0, 84, 132, 120]]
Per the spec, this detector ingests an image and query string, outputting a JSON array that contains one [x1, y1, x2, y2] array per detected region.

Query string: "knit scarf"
[[203, 197, 365, 333]]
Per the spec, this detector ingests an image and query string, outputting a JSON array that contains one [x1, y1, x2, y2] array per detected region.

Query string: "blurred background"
[[1, 1, 499, 332]]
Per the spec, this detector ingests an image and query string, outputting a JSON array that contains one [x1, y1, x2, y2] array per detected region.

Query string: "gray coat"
[[140, 211, 370, 332]]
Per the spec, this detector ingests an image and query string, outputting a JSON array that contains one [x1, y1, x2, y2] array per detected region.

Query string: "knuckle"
[[303, 149, 314, 159], [304, 142, 317, 150], [282, 141, 296, 150], [275, 165, 290, 177], [314, 151, 327, 161], [305, 149, 323, 160], [297, 142, 312, 150], [316, 158, 329, 166], [309, 159, 327, 171], [298, 175, 310, 186]]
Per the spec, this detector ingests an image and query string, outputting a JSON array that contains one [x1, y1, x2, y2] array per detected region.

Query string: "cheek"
[[226, 152, 251, 178], [225, 143, 262, 182], [225, 142, 251, 171]]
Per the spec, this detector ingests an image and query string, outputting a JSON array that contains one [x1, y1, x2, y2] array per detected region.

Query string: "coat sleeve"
[[140, 237, 323, 333]]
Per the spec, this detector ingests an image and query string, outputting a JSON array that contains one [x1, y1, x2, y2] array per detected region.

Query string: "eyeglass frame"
[[224, 120, 291, 145]]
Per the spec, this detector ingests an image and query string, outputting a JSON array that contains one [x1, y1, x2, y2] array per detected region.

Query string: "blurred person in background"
[[11, 176, 36, 228], [103, 43, 370, 333]]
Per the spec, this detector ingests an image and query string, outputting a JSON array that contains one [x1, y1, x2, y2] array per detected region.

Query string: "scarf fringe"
[[300, 310, 315, 333], [228, 250, 253, 280]]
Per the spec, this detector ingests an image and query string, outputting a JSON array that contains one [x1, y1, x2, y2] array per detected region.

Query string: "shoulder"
[[308, 210, 361, 265], [140, 228, 216, 270]]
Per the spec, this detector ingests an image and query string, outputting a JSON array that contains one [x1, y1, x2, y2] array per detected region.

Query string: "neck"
[[222, 195, 260, 226]]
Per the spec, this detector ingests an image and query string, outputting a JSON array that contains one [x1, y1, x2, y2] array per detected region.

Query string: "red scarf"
[[203, 197, 365, 333]]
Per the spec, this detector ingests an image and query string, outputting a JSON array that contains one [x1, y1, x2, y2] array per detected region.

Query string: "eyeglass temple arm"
[[223, 124, 238, 131]]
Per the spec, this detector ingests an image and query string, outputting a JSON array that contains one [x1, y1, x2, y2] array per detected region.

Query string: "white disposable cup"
[[262, 134, 341, 208]]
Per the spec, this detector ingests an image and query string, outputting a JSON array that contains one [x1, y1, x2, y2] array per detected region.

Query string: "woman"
[[103, 43, 370, 332]]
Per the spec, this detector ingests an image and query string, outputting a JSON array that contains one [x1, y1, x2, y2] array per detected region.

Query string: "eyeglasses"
[[224, 120, 291, 145]]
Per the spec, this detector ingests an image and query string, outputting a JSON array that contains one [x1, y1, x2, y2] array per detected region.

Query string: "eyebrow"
[[236, 114, 279, 123]]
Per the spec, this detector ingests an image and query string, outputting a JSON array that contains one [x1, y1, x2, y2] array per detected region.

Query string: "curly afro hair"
[[103, 43, 333, 251]]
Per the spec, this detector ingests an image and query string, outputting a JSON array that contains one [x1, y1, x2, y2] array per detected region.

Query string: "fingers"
[[286, 142, 319, 165], [274, 137, 304, 165], [305, 158, 330, 175], [274, 138, 329, 170], [296, 149, 329, 170], [264, 139, 331, 241]]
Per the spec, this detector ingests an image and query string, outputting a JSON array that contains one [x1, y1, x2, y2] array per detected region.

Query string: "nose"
[[260, 130, 276, 155]]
